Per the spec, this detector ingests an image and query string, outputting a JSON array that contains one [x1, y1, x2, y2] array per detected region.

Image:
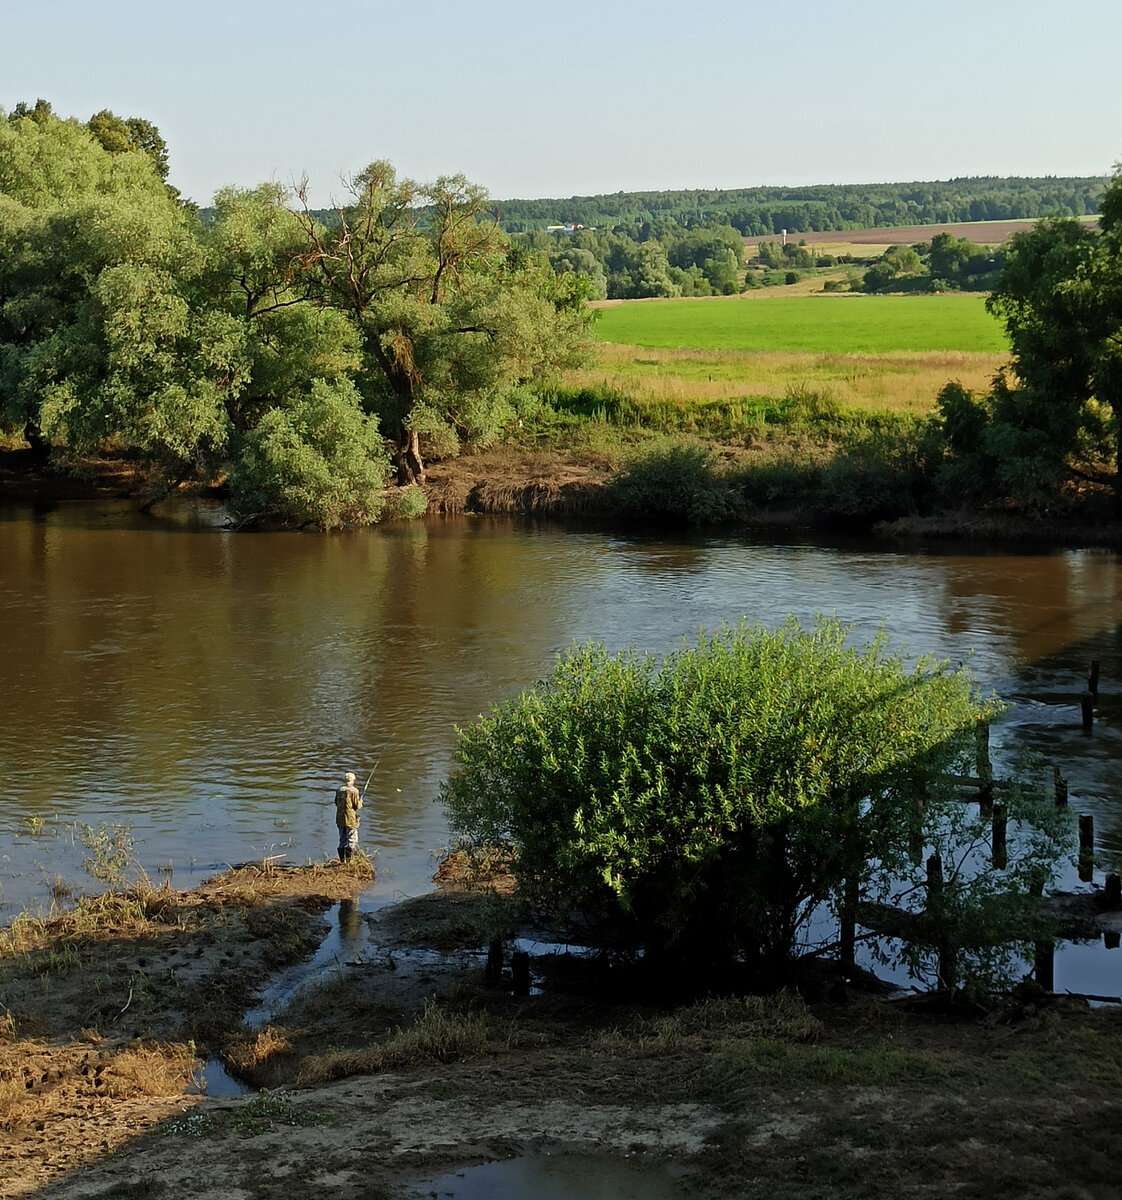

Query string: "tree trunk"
[[23, 421, 49, 462], [396, 429, 425, 485]]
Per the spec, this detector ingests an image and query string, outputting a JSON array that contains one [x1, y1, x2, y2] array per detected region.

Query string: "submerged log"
[[857, 889, 1122, 945]]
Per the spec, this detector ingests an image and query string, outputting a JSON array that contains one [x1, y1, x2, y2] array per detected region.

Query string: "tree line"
[[493, 177, 1106, 236], [0, 102, 593, 526]]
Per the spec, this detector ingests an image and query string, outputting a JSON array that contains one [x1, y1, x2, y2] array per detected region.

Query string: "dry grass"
[[99, 1041, 200, 1098], [223, 1025, 293, 1077], [296, 1000, 529, 1086], [565, 342, 1002, 423], [195, 856, 375, 905], [0, 885, 182, 962], [597, 991, 823, 1057]]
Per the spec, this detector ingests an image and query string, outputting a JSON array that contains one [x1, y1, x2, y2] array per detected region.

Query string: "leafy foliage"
[[294, 162, 595, 482], [608, 439, 734, 524], [227, 378, 390, 528], [442, 618, 1001, 978], [0, 106, 592, 525], [980, 181, 1122, 504]]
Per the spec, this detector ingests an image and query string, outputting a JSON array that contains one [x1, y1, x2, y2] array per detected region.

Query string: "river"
[[1, 500, 1119, 989]]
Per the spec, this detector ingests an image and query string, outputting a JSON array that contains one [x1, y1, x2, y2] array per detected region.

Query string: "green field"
[[593, 293, 1009, 355]]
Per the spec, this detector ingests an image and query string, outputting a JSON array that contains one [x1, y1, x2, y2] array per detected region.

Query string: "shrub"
[[441, 618, 999, 978], [381, 483, 429, 520], [937, 381, 990, 456], [815, 428, 928, 522], [607, 439, 733, 524], [227, 379, 390, 528]]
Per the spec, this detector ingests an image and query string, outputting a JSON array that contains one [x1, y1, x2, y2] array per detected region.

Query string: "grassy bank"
[[423, 286, 1115, 535], [1, 283, 1115, 536]]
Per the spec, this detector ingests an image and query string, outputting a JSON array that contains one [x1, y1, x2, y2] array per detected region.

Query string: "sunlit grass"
[[560, 342, 1003, 431], [593, 292, 1008, 354]]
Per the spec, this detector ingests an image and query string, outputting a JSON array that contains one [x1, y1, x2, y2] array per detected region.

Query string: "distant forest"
[[219, 177, 1111, 306], [489, 177, 1106, 235]]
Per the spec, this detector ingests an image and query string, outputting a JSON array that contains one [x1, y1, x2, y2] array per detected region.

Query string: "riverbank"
[[2, 862, 1120, 1200], [6, 442, 1122, 549]]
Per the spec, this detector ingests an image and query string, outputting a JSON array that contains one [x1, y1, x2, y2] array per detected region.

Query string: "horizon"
[[3, 1, 1120, 210]]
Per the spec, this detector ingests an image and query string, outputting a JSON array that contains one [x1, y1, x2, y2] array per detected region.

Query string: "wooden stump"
[[511, 949, 531, 996], [485, 939, 503, 987], [1079, 814, 1095, 883]]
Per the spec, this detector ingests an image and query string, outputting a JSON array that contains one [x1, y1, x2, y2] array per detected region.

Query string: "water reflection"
[[0, 504, 1120, 922]]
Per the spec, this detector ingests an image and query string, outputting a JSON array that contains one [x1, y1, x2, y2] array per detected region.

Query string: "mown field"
[[592, 293, 1009, 355]]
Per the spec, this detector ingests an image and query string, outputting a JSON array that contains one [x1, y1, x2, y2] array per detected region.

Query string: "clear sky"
[[3, 0, 1120, 208]]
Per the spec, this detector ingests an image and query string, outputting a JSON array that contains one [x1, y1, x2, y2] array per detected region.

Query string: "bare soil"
[[2, 861, 1121, 1200]]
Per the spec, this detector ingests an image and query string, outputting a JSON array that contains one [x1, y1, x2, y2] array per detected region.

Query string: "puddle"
[[402, 1154, 689, 1200], [190, 1057, 252, 1097], [243, 898, 371, 1027]]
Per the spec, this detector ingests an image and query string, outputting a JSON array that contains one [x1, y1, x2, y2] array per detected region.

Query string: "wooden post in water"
[[1079, 814, 1095, 883], [975, 722, 994, 813], [511, 949, 531, 996], [927, 854, 956, 991], [1088, 659, 1100, 699], [991, 803, 1007, 870], [485, 939, 503, 988], [1053, 765, 1068, 807], [1081, 691, 1095, 732], [1104, 873, 1121, 910], [1034, 941, 1055, 991], [840, 876, 858, 971]]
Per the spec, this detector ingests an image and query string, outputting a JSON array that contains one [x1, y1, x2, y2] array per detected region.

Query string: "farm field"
[[592, 292, 1009, 355], [741, 214, 1098, 250]]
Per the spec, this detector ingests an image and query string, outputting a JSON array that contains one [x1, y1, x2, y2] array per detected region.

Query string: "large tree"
[[295, 162, 594, 483], [0, 108, 387, 525], [985, 169, 1122, 499]]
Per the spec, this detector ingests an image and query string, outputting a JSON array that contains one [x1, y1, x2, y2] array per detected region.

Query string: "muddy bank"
[[0, 859, 374, 1197], [5, 442, 1121, 547], [2, 861, 1122, 1200]]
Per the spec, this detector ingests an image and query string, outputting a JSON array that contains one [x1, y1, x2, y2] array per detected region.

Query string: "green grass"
[[594, 293, 1009, 355]]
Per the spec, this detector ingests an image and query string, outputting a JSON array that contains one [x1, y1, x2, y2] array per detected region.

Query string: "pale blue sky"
[[3, 0, 1120, 207]]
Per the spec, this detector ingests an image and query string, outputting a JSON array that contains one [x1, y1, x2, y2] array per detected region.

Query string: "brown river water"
[[1, 499, 1120, 990]]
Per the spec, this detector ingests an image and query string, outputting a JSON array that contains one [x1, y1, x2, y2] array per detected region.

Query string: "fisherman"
[[334, 771, 363, 863]]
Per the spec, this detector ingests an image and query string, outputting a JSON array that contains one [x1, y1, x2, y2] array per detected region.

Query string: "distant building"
[[545, 223, 584, 235]]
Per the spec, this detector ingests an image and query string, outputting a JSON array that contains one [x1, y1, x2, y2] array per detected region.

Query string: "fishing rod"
[[359, 757, 381, 801], [324, 749, 386, 804]]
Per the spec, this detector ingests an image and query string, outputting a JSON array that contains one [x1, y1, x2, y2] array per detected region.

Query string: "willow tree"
[[296, 162, 594, 483], [0, 109, 388, 526]]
